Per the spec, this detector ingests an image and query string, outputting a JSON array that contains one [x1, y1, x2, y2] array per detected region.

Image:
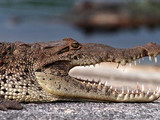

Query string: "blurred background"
[[0, 0, 160, 94], [0, 0, 160, 64], [0, 0, 160, 62], [0, 0, 159, 60], [0, 0, 159, 44]]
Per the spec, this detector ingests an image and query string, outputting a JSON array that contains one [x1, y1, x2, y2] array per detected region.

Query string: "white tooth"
[[156, 87, 159, 91], [136, 90, 139, 94], [88, 82, 90, 85], [105, 81, 108, 86], [132, 90, 134, 94], [147, 88, 151, 95], [116, 63, 120, 69], [134, 61, 137, 66], [153, 91, 156, 94], [115, 88, 117, 92], [158, 87, 160, 93], [123, 65, 126, 71], [99, 82, 102, 86], [139, 59, 141, 63], [93, 83, 96, 86], [156, 87, 160, 93], [155, 57, 158, 63], [149, 56, 152, 61], [122, 87, 124, 94], [127, 88, 130, 93], [110, 86, 112, 89], [141, 84, 144, 92]]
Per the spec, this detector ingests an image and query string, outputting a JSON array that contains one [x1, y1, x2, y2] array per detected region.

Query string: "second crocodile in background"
[[0, 38, 160, 111]]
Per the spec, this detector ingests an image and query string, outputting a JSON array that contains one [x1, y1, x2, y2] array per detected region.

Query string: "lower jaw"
[[64, 78, 160, 102]]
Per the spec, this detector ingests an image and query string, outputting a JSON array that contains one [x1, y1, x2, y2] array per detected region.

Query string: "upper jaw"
[[71, 42, 160, 68], [36, 42, 160, 75]]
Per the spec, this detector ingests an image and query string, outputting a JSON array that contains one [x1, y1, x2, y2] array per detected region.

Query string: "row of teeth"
[[83, 55, 159, 68], [82, 79, 160, 95], [118, 55, 159, 66], [76, 56, 160, 101], [81, 56, 159, 72], [112, 56, 159, 70]]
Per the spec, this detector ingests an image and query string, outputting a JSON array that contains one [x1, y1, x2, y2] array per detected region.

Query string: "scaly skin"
[[0, 38, 160, 110]]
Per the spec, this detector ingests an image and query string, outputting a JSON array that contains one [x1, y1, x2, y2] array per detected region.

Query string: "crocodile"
[[0, 38, 160, 111]]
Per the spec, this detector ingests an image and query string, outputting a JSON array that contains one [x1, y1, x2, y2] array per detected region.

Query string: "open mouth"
[[68, 55, 160, 102], [70, 56, 160, 87]]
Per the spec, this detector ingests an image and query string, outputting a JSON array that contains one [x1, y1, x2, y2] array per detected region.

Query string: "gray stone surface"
[[0, 101, 160, 120]]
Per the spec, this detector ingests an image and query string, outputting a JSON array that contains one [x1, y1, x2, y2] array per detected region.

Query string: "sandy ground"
[[0, 101, 160, 120], [0, 63, 160, 120]]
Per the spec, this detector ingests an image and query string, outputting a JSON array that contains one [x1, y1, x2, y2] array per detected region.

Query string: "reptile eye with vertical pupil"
[[71, 42, 80, 48]]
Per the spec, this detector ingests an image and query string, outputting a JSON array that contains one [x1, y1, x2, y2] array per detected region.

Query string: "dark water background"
[[0, 0, 160, 64]]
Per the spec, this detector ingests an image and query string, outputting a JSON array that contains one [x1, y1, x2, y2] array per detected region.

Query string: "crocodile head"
[[29, 38, 160, 102]]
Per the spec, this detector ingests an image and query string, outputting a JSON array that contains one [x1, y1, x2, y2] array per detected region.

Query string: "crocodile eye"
[[71, 42, 80, 48]]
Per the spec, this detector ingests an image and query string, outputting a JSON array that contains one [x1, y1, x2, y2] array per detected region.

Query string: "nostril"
[[74, 56, 78, 60], [36, 69, 42, 72]]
